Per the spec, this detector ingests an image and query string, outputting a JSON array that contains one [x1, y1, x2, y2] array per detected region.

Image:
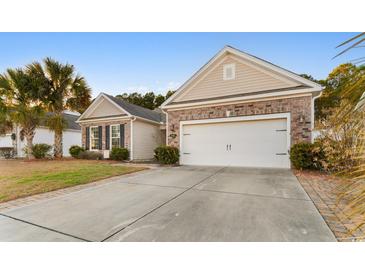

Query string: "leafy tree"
[[0, 68, 44, 159], [27, 58, 92, 158], [299, 74, 320, 83], [165, 90, 175, 100], [143, 92, 156, 110], [116, 90, 176, 110], [315, 63, 365, 121], [154, 94, 166, 108]]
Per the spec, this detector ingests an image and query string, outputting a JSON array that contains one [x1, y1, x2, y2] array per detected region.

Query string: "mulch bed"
[[294, 170, 365, 242]]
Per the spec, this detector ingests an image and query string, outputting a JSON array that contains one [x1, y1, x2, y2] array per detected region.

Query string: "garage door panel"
[[181, 118, 290, 168]]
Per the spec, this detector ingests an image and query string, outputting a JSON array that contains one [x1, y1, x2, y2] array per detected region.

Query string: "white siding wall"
[[133, 120, 162, 160], [88, 98, 126, 118], [174, 54, 299, 102], [16, 128, 81, 157], [0, 134, 12, 147]]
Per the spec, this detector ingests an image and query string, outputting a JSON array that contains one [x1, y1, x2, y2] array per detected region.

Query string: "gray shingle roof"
[[42, 112, 81, 130], [103, 93, 166, 123]]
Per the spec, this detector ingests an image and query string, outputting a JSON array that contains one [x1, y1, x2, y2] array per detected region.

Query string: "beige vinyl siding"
[[133, 120, 162, 160], [88, 98, 126, 118], [175, 54, 299, 102]]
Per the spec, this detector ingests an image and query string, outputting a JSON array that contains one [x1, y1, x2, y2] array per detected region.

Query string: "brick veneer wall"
[[167, 96, 312, 147], [81, 120, 131, 151]]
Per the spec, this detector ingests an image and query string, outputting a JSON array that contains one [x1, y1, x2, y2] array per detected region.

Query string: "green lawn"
[[0, 159, 146, 203]]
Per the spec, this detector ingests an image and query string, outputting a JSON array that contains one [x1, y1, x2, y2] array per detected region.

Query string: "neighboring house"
[[0, 112, 81, 157], [76, 93, 166, 160], [161, 46, 323, 168]]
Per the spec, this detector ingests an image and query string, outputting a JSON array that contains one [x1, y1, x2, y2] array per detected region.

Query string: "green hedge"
[[110, 147, 129, 161], [69, 145, 85, 158], [289, 142, 323, 170], [31, 143, 52, 159], [78, 151, 103, 160], [154, 145, 179, 165]]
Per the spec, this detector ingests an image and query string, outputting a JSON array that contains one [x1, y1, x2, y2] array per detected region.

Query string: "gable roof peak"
[[161, 46, 323, 108]]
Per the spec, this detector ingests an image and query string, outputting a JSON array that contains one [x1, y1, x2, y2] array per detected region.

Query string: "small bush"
[[110, 147, 129, 161], [290, 142, 323, 170], [78, 150, 103, 160], [154, 145, 179, 165], [31, 143, 52, 159], [69, 145, 85, 158], [0, 147, 14, 159]]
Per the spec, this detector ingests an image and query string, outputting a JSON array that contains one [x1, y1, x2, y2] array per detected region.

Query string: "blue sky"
[[0, 33, 360, 97]]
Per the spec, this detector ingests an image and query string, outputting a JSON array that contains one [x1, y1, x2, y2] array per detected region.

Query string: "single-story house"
[[0, 112, 81, 157], [160, 45, 323, 168], [76, 93, 166, 160]]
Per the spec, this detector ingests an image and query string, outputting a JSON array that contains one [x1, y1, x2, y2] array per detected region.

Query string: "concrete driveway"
[[0, 166, 336, 241]]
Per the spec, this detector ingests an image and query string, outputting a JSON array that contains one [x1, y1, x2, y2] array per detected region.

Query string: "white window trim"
[[223, 63, 235, 80], [89, 126, 100, 151], [110, 124, 121, 149]]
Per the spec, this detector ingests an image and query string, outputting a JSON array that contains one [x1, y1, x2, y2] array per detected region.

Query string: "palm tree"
[[27, 58, 91, 158], [0, 95, 12, 135], [0, 68, 44, 159]]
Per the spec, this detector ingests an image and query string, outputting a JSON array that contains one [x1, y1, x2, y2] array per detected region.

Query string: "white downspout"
[[130, 116, 137, 161], [161, 109, 168, 145], [311, 90, 323, 142]]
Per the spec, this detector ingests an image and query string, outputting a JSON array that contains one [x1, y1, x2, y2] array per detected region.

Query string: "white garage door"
[[181, 118, 290, 168]]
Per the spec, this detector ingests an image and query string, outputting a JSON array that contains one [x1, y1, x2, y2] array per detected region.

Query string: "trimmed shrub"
[[0, 147, 14, 159], [78, 151, 103, 160], [154, 145, 179, 165], [69, 145, 85, 158], [31, 143, 52, 159], [289, 142, 323, 170], [110, 147, 129, 161]]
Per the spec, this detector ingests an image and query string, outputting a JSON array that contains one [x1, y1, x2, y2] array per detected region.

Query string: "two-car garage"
[[180, 114, 291, 168]]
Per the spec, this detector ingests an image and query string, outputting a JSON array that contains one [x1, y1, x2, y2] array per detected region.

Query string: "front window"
[[111, 125, 120, 148], [90, 126, 99, 150]]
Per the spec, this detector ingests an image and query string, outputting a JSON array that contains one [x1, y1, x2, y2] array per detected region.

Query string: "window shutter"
[[98, 126, 102, 149], [120, 124, 125, 148], [105, 125, 110, 150], [85, 127, 90, 150]]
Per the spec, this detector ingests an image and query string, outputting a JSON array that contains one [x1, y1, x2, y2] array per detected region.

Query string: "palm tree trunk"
[[24, 129, 35, 160], [54, 129, 63, 158]]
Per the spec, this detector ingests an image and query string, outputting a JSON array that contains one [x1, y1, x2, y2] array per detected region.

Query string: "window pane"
[[90, 127, 99, 149], [111, 125, 120, 138], [112, 138, 120, 148]]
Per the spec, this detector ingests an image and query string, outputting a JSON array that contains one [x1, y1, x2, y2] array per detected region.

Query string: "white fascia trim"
[[134, 116, 163, 125], [161, 49, 228, 107], [163, 88, 318, 110], [100, 93, 133, 116], [76, 93, 133, 123], [78, 116, 131, 124], [179, 112, 291, 165], [76, 93, 105, 122], [226, 47, 323, 89], [161, 46, 323, 108], [165, 93, 312, 112]]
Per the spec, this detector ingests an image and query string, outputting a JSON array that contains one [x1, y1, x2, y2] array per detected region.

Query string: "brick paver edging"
[[294, 170, 365, 242]]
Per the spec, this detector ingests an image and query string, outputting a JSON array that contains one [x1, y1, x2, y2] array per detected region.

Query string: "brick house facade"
[[167, 96, 312, 148], [81, 120, 131, 151], [161, 46, 322, 168]]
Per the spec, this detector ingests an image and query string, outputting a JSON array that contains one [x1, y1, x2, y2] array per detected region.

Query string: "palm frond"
[[334, 33, 365, 59]]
